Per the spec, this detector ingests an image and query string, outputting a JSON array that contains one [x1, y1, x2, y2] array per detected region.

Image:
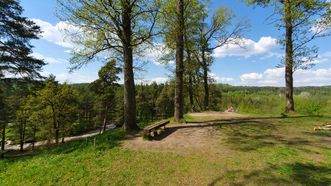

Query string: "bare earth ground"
[[122, 112, 244, 156], [188, 111, 244, 118]]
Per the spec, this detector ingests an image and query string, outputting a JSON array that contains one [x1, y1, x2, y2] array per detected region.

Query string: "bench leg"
[[150, 130, 155, 137]]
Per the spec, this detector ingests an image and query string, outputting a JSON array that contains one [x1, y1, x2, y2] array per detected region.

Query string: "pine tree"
[[0, 0, 45, 155], [0, 0, 45, 79]]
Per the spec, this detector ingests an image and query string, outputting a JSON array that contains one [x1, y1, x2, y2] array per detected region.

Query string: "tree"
[[90, 59, 121, 133], [0, 0, 45, 79], [174, 0, 185, 122], [194, 6, 248, 110], [25, 95, 45, 151], [0, 0, 45, 153], [156, 82, 175, 118], [0, 84, 9, 157], [57, 0, 161, 131], [76, 85, 96, 131], [246, 0, 331, 112], [160, 0, 204, 121], [35, 78, 78, 144], [15, 98, 29, 151]]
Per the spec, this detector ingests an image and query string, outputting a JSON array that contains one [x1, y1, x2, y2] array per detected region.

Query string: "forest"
[[1, 0, 331, 185]]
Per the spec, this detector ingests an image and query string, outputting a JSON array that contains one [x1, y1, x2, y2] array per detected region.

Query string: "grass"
[[1, 115, 331, 185]]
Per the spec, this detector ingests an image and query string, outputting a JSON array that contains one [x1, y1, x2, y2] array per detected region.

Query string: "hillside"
[[1, 114, 331, 185]]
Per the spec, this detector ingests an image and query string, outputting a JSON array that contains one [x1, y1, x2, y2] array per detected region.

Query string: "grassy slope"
[[1, 116, 331, 185]]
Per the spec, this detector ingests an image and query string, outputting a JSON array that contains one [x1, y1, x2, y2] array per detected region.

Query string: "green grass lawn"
[[1, 115, 331, 185]]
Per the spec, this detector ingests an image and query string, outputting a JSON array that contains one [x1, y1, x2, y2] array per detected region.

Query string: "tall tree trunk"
[[51, 105, 59, 144], [188, 74, 194, 112], [20, 122, 24, 151], [19, 116, 26, 152], [284, 0, 295, 113], [174, 0, 185, 122], [32, 125, 36, 151], [55, 127, 59, 144], [122, 1, 138, 131], [1, 124, 5, 152], [202, 49, 209, 111], [102, 106, 108, 133], [186, 49, 194, 112]]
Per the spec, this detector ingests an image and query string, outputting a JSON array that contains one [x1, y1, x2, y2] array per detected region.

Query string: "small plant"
[[143, 133, 152, 141]]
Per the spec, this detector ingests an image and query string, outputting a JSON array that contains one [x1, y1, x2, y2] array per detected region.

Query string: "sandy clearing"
[[122, 112, 242, 156], [122, 125, 225, 155]]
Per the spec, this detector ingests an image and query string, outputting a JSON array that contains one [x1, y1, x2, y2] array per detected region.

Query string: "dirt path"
[[122, 112, 244, 155], [188, 111, 244, 118], [5, 124, 116, 151]]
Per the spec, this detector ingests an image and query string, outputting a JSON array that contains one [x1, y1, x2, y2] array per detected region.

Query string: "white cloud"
[[240, 73, 263, 81], [316, 51, 331, 64], [209, 73, 234, 83], [32, 19, 79, 48], [135, 77, 169, 84], [41, 71, 97, 84], [239, 67, 331, 87], [213, 36, 278, 58], [32, 52, 66, 64], [137, 43, 174, 66]]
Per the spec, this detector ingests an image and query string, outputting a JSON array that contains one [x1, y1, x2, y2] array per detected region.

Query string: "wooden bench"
[[144, 119, 170, 138]]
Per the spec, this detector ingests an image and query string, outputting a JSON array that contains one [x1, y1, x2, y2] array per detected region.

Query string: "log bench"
[[314, 125, 331, 131], [144, 119, 170, 138]]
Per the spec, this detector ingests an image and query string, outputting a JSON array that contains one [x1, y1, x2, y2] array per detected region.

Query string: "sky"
[[20, 0, 331, 87]]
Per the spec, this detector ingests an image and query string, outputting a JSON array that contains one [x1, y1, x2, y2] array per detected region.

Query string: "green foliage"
[[217, 85, 331, 116], [0, 0, 45, 79], [56, 0, 161, 68], [159, 0, 205, 49], [25, 78, 79, 143], [156, 82, 175, 118], [90, 60, 121, 131]]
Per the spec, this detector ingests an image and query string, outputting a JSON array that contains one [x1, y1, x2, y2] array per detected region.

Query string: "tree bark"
[[186, 49, 194, 112], [19, 120, 24, 151], [32, 125, 36, 151], [188, 74, 194, 112], [202, 49, 209, 111], [102, 106, 108, 133], [174, 0, 185, 122], [50, 104, 60, 144], [1, 124, 5, 153], [19, 115, 26, 152], [284, 0, 295, 113], [55, 126, 59, 144], [122, 1, 139, 131]]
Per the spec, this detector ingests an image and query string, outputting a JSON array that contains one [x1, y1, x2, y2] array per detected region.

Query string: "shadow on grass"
[[186, 115, 323, 124], [209, 162, 331, 186]]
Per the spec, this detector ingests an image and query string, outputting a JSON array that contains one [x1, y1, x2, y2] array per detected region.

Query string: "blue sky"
[[20, 0, 331, 86]]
